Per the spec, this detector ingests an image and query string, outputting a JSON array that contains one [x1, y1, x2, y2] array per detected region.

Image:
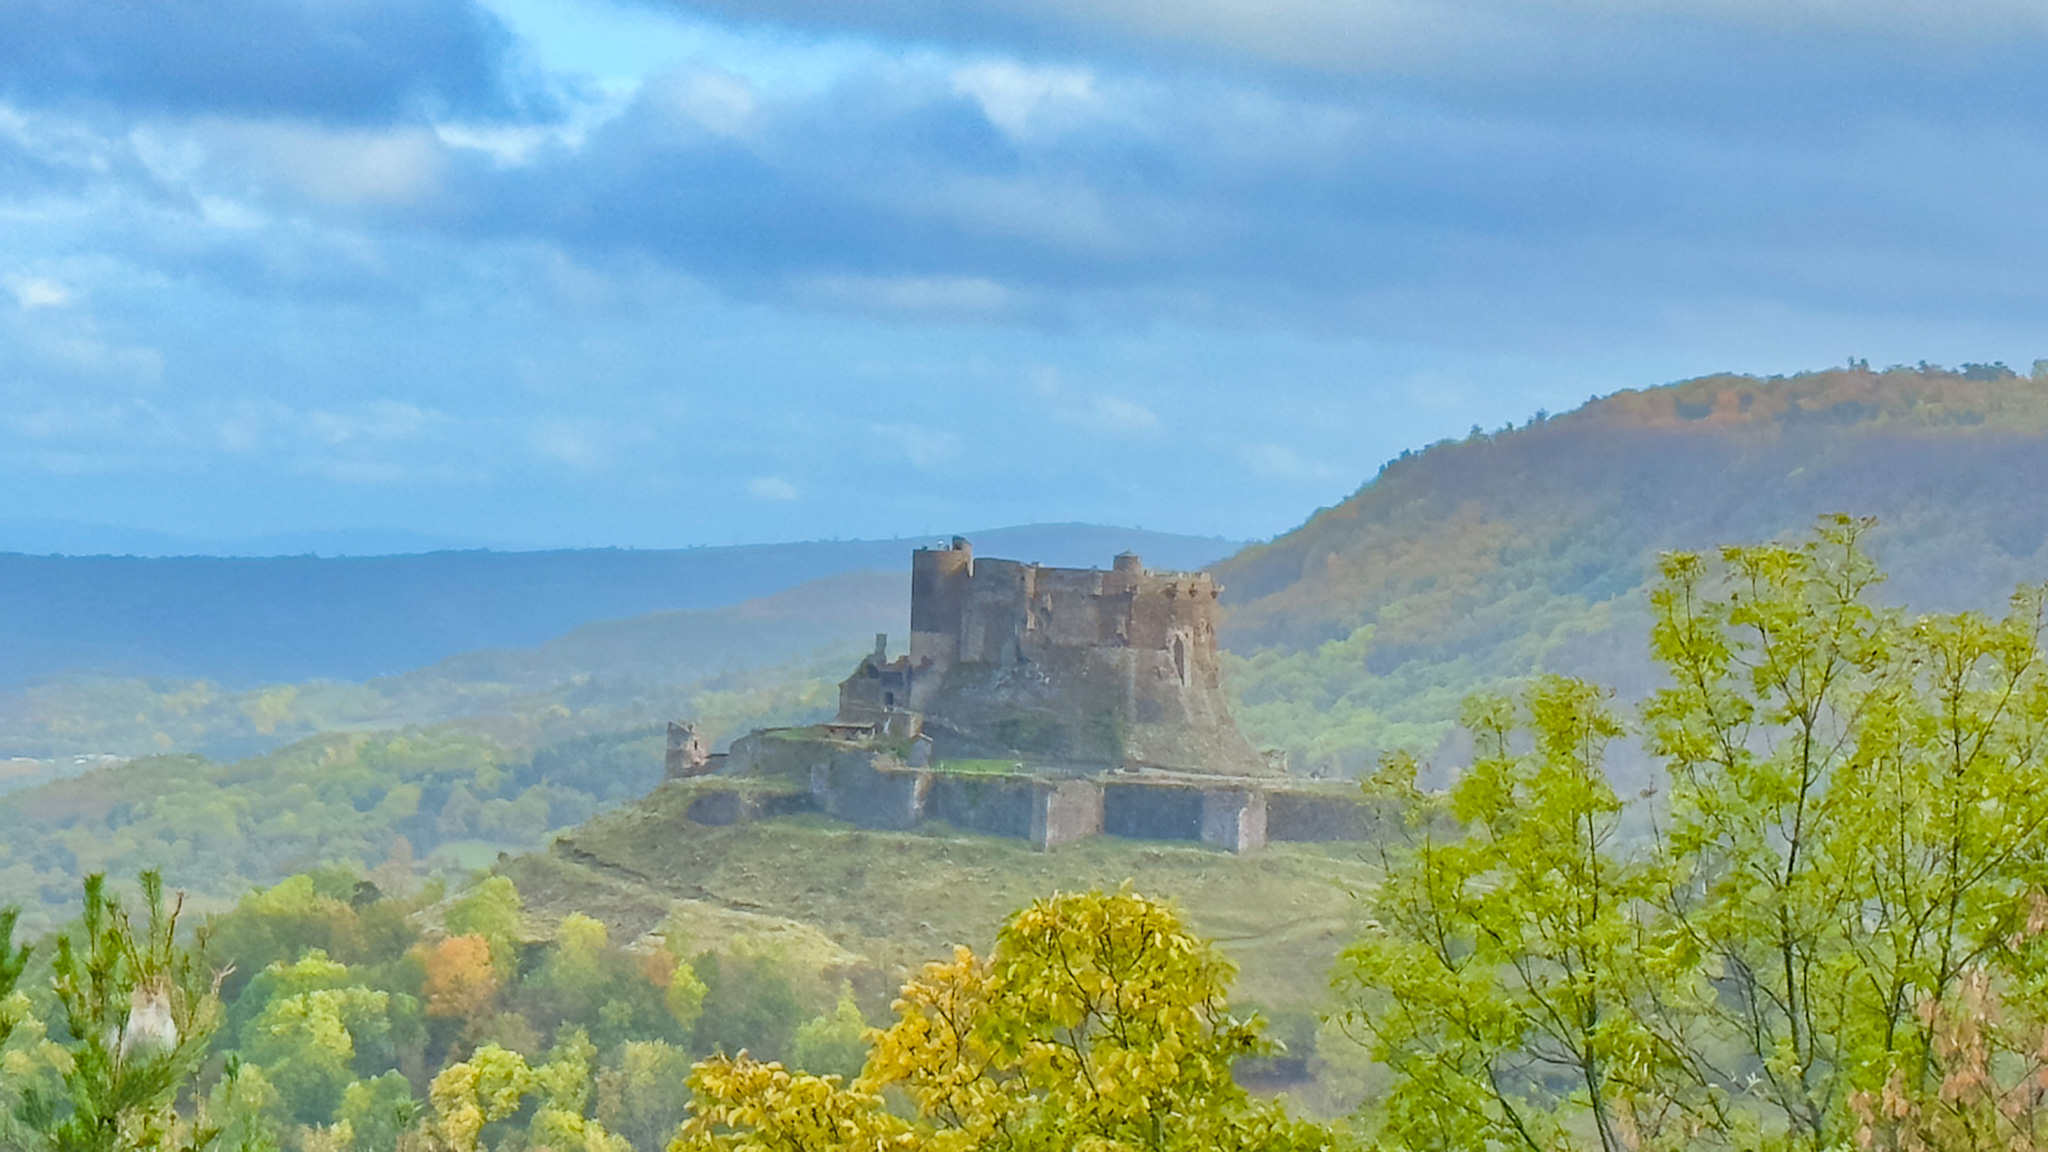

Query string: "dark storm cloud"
[[0, 0, 550, 123]]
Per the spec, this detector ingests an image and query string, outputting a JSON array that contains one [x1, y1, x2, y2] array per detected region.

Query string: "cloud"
[[0, 0, 550, 124], [1031, 371, 1161, 435], [209, 124, 452, 209], [657, 0, 2048, 78], [791, 273, 1026, 323], [950, 61, 1098, 141], [747, 475, 801, 500], [7, 276, 70, 309]]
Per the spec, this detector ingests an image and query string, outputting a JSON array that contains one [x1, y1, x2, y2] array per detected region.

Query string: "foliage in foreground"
[[1341, 517, 2048, 1152], [2, 873, 1342, 1152], [679, 887, 1342, 1152]]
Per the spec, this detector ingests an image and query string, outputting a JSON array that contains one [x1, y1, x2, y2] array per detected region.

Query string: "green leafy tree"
[[687, 950, 804, 1063], [1340, 679, 1679, 1152], [1337, 517, 2048, 1151], [788, 986, 867, 1080], [241, 971, 393, 1125], [334, 1073, 417, 1152], [443, 878, 523, 978], [593, 1041, 691, 1152]]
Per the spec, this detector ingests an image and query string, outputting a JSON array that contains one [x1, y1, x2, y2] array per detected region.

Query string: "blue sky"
[[3, 0, 2046, 549]]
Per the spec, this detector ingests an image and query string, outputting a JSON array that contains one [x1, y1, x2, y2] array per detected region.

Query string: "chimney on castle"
[[873, 633, 889, 661]]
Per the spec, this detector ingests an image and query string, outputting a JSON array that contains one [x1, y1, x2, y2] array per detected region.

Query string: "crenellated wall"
[[894, 538, 1270, 775]]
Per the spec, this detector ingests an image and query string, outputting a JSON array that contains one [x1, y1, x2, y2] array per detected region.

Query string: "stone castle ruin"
[[668, 538, 1371, 853], [839, 537, 1270, 775]]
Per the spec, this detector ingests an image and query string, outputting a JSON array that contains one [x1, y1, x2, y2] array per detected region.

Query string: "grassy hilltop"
[[1219, 363, 2048, 770]]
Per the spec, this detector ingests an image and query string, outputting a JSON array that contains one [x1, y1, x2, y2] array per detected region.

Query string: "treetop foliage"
[[1341, 516, 2048, 1151], [682, 886, 1344, 1151]]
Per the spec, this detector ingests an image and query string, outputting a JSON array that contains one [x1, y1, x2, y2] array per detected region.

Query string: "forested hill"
[[0, 523, 1236, 687], [1215, 364, 2048, 769]]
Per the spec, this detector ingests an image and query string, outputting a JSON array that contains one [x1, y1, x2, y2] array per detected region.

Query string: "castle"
[[668, 539, 1370, 853], [834, 537, 1270, 775]]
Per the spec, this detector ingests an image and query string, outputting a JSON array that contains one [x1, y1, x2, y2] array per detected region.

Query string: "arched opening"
[[1172, 635, 1189, 685], [885, 691, 896, 708]]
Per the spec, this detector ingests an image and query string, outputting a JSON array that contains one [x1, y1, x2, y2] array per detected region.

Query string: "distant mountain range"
[[0, 524, 1240, 687], [0, 519, 530, 557]]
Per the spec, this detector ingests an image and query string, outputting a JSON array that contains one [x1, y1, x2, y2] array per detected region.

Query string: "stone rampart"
[[1032, 779, 1105, 851], [924, 773, 1036, 839]]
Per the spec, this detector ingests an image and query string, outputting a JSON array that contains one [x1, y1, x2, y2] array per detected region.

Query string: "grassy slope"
[[1215, 365, 2048, 771], [504, 780, 1376, 1019]]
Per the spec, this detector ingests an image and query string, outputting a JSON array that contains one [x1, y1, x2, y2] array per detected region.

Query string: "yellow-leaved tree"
[[674, 887, 1344, 1152]]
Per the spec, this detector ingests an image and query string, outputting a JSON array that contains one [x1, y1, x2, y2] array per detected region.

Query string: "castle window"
[[885, 692, 896, 708], [1172, 636, 1189, 685]]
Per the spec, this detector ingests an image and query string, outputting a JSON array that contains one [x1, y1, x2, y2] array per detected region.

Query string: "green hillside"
[[1218, 363, 2048, 770], [0, 571, 917, 922], [0, 570, 901, 769]]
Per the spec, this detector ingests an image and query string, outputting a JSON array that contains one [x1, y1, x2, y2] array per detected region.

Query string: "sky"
[[4, 0, 2047, 550]]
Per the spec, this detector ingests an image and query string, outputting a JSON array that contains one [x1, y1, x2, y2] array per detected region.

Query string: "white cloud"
[[636, 68, 761, 142], [7, 276, 71, 310], [790, 273, 1025, 323], [950, 61, 1099, 140], [747, 475, 800, 500], [307, 400, 434, 446]]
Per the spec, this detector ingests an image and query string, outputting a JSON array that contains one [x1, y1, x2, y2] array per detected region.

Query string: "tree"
[[420, 937, 498, 1032], [418, 1034, 632, 1152], [677, 888, 1343, 1151], [11, 871, 227, 1152], [593, 1041, 692, 1152], [1338, 680, 1676, 1152], [789, 986, 868, 1080], [0, 902, 28, 1050], [1336, 517, 2048, 1151]]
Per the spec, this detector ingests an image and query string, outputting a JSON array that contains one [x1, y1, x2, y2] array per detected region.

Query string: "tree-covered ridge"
[[0, 570, 901, 766], [1217, 365, 2048, 771], [0, 658, 844, 929]]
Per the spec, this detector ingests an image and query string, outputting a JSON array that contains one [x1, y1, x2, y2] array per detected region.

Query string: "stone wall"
[[1032, 779, 1104, 850], [809, 753, 925, 831], [1102, 782, 1205, 841], [1266, 790, 1378, 842], [924, 773, 1036, 839], [1200, 788, 1268, 853]]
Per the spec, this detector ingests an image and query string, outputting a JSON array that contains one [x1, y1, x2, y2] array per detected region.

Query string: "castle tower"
[[858, 540, 1270, 776], [908, 536, 973, 701]]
